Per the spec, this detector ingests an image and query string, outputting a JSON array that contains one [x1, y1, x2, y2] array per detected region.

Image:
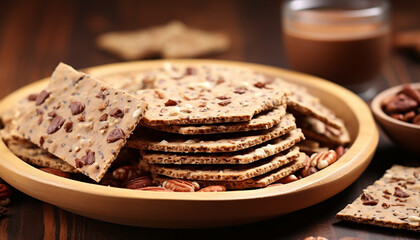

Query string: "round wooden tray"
[[0, 60, 378, 228]]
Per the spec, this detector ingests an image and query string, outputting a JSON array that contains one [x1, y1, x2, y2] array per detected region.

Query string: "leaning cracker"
[[142, 128, 304, 164], [297, 116, 350, 146], [127, 114, 296, 153], [140, 146, 300, 181], [15, 63, 148, 181], [153, 152, 307, 189], [336, 165, 420, 232], [7, 139, 77, 173], [273, 78, 344, 129], [143, 105, 287, 135]]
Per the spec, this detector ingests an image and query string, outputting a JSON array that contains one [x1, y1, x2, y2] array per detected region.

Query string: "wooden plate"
[[0, 60, 378, 228]]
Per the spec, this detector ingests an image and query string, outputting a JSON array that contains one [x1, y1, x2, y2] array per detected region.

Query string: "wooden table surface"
[[0, 0, 419, 239]]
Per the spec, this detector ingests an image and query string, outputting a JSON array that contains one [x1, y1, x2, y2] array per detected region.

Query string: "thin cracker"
[[142, 128, 304, 164], [153, 152, 307, 189], [140, 146, 300, 181], [336, 165, 420, 232], [142, 104, 287, 135], [6, 139, 77, 173], [127, 114, 296, 153]]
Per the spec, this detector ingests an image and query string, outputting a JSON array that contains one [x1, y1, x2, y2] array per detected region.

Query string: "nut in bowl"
[[371, 83, 420, 155]]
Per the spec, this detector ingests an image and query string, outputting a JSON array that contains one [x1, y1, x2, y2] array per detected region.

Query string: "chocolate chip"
[[218, 100, 231, 106], [96, 91, 105, 99], [36, 109, 43, 115], [46, 115, 65, 134], [216, 96, 231, 100], [383, 189, 391, 195], [69, 102, 85, 115], [64, 120, 73, 133], [27, 93, 38, 101], [109, 108, 124, 118], [37, 114, 43, 125], [198, 102, 207, 108], [78, 114, 85, 122], [361, 193, 379, 205], [254, 82, 266, 88], [234, 88, 247, 94], [394, 187, 409, 198], [185, 67, 196, 75], [164, 99, 178, 106], [382, 203, 390, 209], [75, 75, 85, 85], [39, 136, 44, 146], [99, 113, 108, 122], [35, 90, 50, 106], [47, 111, 57, 118], [75, 149, 95, 168], [107, 128, 125, 143], [216, 77, 225, 85]]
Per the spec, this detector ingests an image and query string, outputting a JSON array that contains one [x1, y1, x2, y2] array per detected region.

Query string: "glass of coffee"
[[283, 0, 390, 99]]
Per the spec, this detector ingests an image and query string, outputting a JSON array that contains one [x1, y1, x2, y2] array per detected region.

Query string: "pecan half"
[[276, 174, 299, 184], [198, 185, 226, 192], [385, 93, 417, 113], [162, 179, 200, 192], [112, 166, 144, 181], [125, 176, 153, 189], [310, 150, 337, 170]]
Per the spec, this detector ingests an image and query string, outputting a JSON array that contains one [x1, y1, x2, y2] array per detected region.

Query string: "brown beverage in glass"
[[283, 0, 390, 95]]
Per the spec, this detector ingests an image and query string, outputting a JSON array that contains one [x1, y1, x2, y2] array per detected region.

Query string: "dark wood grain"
[[0, 0, 420, 239]]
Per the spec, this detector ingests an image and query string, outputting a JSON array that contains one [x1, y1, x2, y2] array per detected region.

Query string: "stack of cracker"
[[114, 63, 348, 189], [0, 62, 350, 191]]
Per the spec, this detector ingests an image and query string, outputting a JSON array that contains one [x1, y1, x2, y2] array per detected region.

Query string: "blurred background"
[[0, 0, 419, 99]]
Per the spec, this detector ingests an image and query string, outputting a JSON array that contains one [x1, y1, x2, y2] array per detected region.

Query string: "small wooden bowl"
[[0, 60, 378, 228], [371, 83, 420, 155]]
